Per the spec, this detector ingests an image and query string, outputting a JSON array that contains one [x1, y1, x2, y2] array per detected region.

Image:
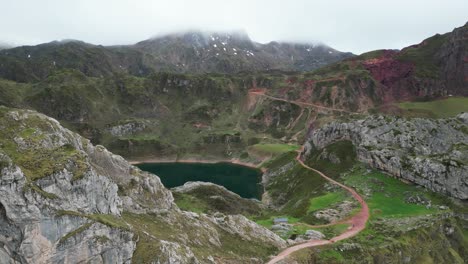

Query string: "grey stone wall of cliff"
[[0, 109, 175, 263], [305, 114, 468, 199], [436, 23, 468, 96]]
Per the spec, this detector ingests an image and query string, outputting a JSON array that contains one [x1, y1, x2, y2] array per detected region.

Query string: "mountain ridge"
[[0, 30, 353, 82]]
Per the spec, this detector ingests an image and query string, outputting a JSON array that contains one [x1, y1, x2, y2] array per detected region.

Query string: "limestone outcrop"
[[305, 114, 468, 199]]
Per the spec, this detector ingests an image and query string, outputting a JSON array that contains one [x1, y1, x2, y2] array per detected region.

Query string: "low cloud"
[[1, 0, 467, 54]]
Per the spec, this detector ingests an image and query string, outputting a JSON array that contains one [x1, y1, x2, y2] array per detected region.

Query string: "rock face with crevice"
[[305, 114, 468, 199]]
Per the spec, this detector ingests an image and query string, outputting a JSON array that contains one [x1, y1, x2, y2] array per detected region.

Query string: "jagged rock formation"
[[0, 107, 286, 263], [305, 114, 468, 199], [106, 121, 148, 137]]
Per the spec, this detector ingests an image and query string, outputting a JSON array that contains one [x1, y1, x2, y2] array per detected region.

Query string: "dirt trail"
[[266, 148, 369, 264], [249, 90, 354, 113]]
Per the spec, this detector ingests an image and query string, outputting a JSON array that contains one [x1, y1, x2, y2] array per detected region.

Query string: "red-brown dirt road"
[[266, 148, 370, 264], [248, 90, 354, 114]]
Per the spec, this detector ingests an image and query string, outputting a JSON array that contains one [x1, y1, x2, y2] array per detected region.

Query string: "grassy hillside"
[[398, 97, 468, 118]]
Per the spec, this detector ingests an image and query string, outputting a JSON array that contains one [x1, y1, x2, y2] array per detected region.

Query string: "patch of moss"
[[27, 183, 59, 199], [56, 210, 83, 217], [94, 235, 111, 244], [0, 111, 89, 183], [308, 191, 347, 213], [87, 214, 129, 230], [318, 249, 345, 262]]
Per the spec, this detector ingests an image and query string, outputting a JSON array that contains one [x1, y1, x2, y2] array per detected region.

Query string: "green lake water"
[[136, 162, 263, 199]]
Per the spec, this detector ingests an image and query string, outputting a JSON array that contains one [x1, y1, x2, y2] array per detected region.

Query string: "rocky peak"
[[135, 29, 254, 50]]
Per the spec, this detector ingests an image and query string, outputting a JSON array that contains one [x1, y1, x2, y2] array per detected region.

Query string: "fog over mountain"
[[1, 0, 467, 54]]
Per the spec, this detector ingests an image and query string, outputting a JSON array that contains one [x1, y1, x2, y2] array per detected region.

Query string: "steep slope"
[[364, 21, 468, 100], [255, 22, 468, 113], [0, 106, 286, 263], [0, 40, 153, 82]]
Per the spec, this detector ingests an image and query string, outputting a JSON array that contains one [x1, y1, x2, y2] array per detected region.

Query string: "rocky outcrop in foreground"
[[0, 107, 285, 263], [305, 113, 468, 199]]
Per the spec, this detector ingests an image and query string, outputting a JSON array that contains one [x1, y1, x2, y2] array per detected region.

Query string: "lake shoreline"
[[134, 159, 265, 199], [128, 157, 266, 173]]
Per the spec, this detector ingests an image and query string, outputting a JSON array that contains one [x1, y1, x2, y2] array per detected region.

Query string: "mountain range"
[[0, 31, 353, 82]]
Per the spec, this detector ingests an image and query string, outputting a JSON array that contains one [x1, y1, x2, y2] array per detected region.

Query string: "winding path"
[[266, 148, 369, 264], [249, 90, 354, 114]]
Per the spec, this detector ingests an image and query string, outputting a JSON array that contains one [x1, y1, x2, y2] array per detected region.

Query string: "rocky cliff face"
[[0, 107, 286, 263], [436, 22, 468, 96], [0, 108, 141, 263], [305, 113, 468, 199]]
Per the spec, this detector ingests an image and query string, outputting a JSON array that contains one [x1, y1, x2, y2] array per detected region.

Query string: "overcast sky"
[[1, 0, 467, 54]]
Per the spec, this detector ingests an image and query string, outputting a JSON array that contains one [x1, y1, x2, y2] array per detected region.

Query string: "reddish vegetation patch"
[[247, 88, 267, 110], [362, 50, 415, 103], [278, 86, 293, 97], [300, 80, 317, 102], [299, 87, 314, 103], [362, 50, 414, 86], [463, 56, 468, 63], [304, 79, 315, 87]]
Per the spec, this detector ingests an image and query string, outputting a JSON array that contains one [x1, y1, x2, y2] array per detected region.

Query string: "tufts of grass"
[[344, 166, 438, 218], [87, 214, 129, 230], [318, 249, 345, 262], [308, 191, 347, 213], [250, 143, 300, 155], [398, 97, 468, 118], [27, 183, 59, 199], [255, 215, 301, 229], [58, 222, 93, 245], [172, 193, 209, 214], [305, 140, 356, 179]]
